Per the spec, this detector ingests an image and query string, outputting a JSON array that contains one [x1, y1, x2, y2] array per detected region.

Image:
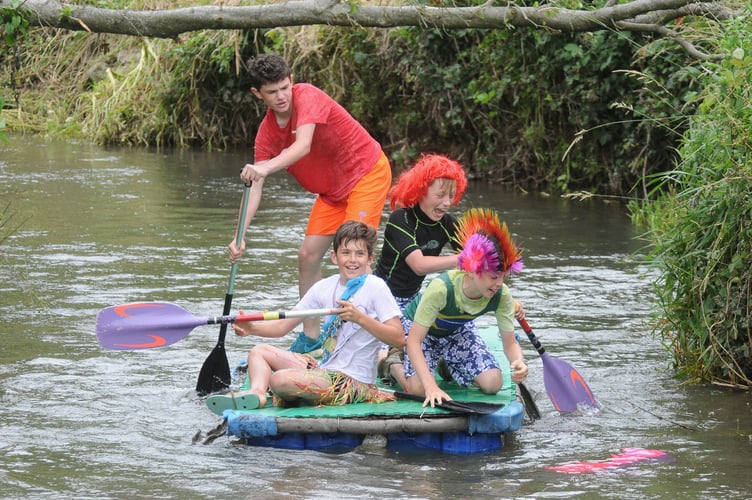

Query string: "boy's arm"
[[232, 312, 303, 339], [245, 123, 316, 180], [336, 300, 403, 348], [500, 329, 528, 383], [406, 322, 450, 406], [404, 251, 458, 276]]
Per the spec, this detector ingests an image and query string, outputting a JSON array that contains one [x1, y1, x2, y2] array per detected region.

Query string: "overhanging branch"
[[1, 0, 740, 59]]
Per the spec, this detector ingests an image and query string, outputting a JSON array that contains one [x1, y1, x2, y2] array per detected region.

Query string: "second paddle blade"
[[541, 353, 599, 412], [96, 302, 203, 350]]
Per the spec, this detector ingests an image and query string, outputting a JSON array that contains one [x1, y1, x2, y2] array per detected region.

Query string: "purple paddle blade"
[[96, 302, 205, 350], [518, 318, 598, 414], [541, 352, 599, 412]]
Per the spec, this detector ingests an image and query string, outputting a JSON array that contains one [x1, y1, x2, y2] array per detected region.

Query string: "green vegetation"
[[631, 9, 752, 388], [1, 1, 715, 196], [1, 0, 28, 144]]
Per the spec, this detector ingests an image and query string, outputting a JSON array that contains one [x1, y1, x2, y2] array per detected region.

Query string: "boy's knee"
[[250, 344, 277, 359], [475, 369, 503, 394], [478, 382, 503, 395], [298, 244, 326, 265]]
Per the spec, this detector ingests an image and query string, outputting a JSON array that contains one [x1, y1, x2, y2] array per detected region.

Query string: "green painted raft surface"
[[212, 327, 524, 454]]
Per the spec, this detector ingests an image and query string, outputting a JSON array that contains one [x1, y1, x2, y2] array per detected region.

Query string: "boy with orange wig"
[[374, 153, 468, 303], [374, 154, 467, 386]]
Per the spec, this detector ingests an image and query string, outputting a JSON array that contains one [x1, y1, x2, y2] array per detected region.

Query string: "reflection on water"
[[1, 136, 751, 499]]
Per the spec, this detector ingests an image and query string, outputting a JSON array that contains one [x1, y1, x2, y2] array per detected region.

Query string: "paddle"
[[196, 183, 252, 396], [96, 301, 340, 350], [518, 318, 599, 413], [517, 382, 541, 420], [389, 390, 505, 415]]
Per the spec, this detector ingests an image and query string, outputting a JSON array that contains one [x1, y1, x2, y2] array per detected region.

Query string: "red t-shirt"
[[254, 83, 382, 205]]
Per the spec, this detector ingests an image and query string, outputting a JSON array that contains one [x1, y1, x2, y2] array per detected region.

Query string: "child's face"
[[252, 75, 294, 115], [467, 270, 506, 299], [331, 239, 374, 282], [418, 179, 456, 221]]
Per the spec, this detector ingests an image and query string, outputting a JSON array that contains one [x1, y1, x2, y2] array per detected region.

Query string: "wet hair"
[[388, 154, 468, 210], [246, 54, 292, 89], [333, 221, 378, 255]]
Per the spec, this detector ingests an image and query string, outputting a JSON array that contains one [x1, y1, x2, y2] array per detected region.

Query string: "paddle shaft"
[[218, 182, 252, 346], [518, 318, 545, 355], [196, 183, 251, 395], [207, 308, 340, 326]]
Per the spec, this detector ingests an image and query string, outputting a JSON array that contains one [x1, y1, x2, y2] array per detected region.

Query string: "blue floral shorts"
[[402, 317, 500, 387]]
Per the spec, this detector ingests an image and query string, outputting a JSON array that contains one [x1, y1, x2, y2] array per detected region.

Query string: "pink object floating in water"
[[546, 448, 675, 474]]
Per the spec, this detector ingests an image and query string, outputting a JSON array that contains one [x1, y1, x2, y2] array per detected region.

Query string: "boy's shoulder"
[[386, 206, 411, 223], [363, 273, 390, 289], [309, 274, 340, 292], [424, 270, 455, 293], [293, 82, 328, 100]]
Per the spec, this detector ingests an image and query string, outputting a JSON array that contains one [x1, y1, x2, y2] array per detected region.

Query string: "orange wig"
[[388, 154, 468, 210]]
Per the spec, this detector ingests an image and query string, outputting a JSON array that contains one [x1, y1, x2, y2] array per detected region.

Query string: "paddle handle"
[[207, 308, 341, 325], [518, 318, 546, 356], [196, 183, 252, 395]]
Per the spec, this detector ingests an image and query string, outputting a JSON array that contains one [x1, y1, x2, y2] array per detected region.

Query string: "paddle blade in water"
[[196, 341, 231, 396], [541, 352, 599, 412], [96, 302, 205, 350], [518, 382, 541, 420]]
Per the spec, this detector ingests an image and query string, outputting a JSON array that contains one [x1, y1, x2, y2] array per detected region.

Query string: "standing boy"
[[229, 54, 392, 338]]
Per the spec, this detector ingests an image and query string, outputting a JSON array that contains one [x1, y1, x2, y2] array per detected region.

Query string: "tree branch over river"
[[4, 0, 741, 60]]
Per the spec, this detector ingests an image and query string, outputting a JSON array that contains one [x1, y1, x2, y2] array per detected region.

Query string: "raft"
[[205, 326, 525, 454]]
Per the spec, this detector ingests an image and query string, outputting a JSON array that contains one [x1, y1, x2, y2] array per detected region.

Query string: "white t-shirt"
[[296, 274, 401, 384]]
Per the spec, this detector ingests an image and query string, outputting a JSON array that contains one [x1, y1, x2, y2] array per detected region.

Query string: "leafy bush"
[[633, 10, 752, 388]]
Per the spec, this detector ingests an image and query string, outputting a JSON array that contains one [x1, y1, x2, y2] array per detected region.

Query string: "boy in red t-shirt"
[[229, 54, 392, 338]]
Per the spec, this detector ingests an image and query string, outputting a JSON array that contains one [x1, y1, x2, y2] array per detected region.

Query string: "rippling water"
[[1, 136, 750, 499]]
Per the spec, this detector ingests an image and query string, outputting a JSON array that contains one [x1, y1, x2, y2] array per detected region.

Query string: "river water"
[[1, 136, 750, 499]]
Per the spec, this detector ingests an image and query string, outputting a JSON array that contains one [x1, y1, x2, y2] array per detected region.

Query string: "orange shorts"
[[305, 151, 391, 235]]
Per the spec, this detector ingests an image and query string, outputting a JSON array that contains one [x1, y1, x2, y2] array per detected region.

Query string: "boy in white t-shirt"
[[209, 221, 403, 411]]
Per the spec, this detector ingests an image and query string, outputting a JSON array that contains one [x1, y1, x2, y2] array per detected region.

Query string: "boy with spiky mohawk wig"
[[402, 208, 529, 407]]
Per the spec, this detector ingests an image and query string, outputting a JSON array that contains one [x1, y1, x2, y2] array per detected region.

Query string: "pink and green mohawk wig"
[[454, 208, 523, 274]]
